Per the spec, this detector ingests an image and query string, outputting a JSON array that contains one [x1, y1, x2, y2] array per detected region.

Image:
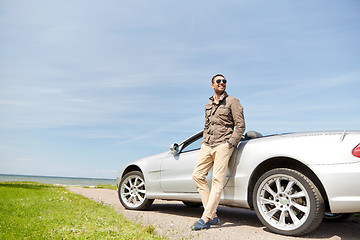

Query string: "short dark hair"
[[211, 74, 226, 83]]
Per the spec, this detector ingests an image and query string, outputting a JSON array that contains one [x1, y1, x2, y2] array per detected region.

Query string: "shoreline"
[[0, 174, 116, 187]]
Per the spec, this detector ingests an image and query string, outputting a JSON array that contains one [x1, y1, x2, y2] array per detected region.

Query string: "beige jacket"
[[202, 92, 245, 147]]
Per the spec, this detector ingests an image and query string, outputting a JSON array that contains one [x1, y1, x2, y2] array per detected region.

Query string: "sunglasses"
[[216, 79, 227, 84]]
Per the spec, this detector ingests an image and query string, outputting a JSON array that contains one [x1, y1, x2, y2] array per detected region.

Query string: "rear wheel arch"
[[247, 157, 329, 211]]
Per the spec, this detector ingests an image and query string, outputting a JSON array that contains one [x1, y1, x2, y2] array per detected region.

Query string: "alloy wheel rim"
[[257, 174, 311, 231], [121, 175, 146, 208]]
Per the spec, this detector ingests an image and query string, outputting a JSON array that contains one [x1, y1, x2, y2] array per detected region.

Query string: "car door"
[[160, 133, 236, 193], [160, 134, 203, 193]]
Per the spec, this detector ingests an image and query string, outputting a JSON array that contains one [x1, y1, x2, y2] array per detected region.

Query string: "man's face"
[[212, 76, 227, 94]]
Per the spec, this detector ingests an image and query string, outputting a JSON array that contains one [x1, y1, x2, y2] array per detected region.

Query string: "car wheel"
[[182, 201, 202, 208], [323, 212, 353, 222], [118, 171, 154, 210], [253, 168, 325, 236]]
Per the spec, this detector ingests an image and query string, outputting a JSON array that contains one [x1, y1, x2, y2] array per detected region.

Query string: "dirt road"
[[67, 187, 360, 240]]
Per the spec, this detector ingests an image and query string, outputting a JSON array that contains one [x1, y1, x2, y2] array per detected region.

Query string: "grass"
[[0, 182, 166, 240], [84, 184, 118, 190]]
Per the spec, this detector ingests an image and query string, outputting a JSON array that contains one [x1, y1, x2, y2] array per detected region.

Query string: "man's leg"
[[192, 143, 214, 208], [202, 143, 234, 219]]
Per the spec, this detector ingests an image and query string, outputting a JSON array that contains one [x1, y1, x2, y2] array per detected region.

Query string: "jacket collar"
[[210, 91, 228, 104]]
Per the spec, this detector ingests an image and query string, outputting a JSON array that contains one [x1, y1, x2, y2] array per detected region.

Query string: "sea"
[[0, 174, 116, 187]]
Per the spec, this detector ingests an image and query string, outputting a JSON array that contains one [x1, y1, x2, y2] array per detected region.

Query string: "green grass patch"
[[0, 182, 166, 240], [84, 184, 118, 190]]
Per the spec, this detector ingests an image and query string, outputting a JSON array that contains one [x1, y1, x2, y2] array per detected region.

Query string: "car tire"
[[182, 201, 202, 208], [118, 171, 154, 210], [323, 212, 354, 222], [253, 168, 325, 236]]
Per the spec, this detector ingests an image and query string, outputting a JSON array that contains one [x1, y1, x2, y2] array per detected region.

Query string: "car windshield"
[[181, 137, 202, 153]]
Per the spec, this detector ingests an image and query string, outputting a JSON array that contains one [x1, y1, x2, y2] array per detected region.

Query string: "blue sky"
[[1, 0, 359, 179]]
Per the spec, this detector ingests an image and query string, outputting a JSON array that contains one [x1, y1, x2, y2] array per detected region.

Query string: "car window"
[[181, 137, 203, 153]]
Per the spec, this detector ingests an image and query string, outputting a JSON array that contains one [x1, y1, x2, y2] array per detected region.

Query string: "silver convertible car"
[[116, 130, 360, 236]]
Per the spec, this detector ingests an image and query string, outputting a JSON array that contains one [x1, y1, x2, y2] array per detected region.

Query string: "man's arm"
[[228, 99, 245, 147]]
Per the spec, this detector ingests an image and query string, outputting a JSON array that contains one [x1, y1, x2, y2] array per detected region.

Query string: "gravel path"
[[67, 187, 360, 240]]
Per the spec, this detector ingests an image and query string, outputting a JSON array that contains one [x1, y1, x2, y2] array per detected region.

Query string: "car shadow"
[[147, 201, 360, 239], [148, 201, 262, 227]]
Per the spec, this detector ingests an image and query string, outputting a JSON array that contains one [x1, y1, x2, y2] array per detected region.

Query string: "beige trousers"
[[192, 143, 234, 219]]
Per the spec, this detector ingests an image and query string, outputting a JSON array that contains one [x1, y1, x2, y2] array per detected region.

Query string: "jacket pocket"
[[217, 107, 230, 116]]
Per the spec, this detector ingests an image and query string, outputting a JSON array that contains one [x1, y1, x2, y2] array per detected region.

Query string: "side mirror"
[[170, 143, 180, 154]]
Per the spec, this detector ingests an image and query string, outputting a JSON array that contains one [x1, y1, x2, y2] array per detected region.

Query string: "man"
[[191, 74, 245, 230]]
